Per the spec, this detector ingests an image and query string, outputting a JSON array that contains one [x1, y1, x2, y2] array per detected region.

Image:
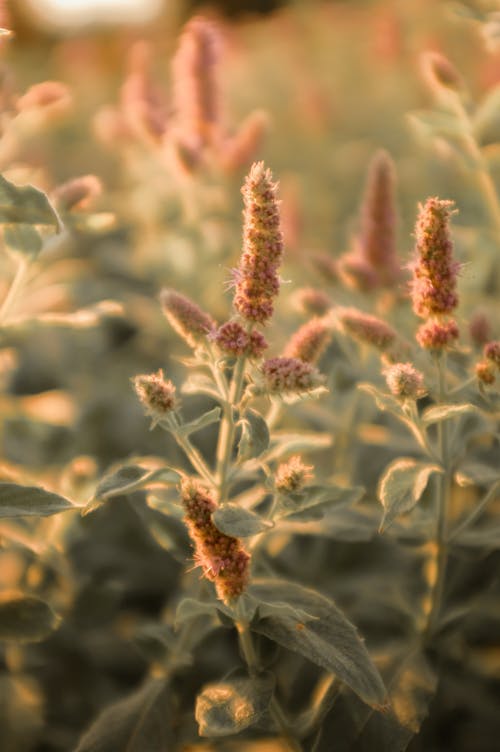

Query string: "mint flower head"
[[282, 317, 332, 364], [410, 198, 460, 319], [275, 456, 313, 494], [337, 307, 397, 351], [416, 319, 459, 351], [160, 288, 215, 348], [134, 369, 177, 422], [260, 357, 324, 395], [233, 162, 284, 324], [384, 362, 426, 400], [212, 321, 268, 359], [180, 478, 250, 603]]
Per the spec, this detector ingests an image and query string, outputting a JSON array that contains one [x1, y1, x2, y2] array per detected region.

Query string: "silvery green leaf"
[[0, 483, 75, 518], [251, 579, 386, 707], [0, 174, 59, 227], [195, 674, 274, 737], [378, 459, 442, 532], [422, 403, 478, 426], [407, 109, 468, 140], [4, 224, 42, 256], [263, 431, 331, 462], [178, 406, 221, 436], [182, 373, 222, 402], [175, 598, 219, 628], [213, 504, 273, 537], [84, 464, 181, 515], [0, 591, 59, 642], [454, 461, 500, 487], [237, 408, 270, 461], [75, 679, 173, 752], [277, 484, 365, 521], [358, 383, 403, 417]]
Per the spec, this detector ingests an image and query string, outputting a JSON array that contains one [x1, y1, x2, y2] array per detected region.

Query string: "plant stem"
[[215, 354, 247, 504], [0, 255, 30, 325], [425, 353, 451, 639], [235, 614, 303, 752], [175, 431, 214, 486]]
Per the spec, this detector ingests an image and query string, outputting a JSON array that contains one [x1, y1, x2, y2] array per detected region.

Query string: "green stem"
[[0, 255, 30, 325], [235, 614, 303, 752], [425, 353, 451, 639], [175, 431, 214, 487], [215, 354, 247, 504]]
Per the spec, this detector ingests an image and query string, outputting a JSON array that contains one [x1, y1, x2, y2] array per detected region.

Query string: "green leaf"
[[358, 383, 403, 416], [0, 592, 59, 642], [195, 674, 274, 737], [178, 406, 221, 436], [407, 109, 468, 140], [0, 483, 75, 518], [263, 431, 331, 463], [422, 403, 478, 426], [0, 175, 59, 227], [4, 224, 42, 256], [237, 408, 270, 461], [182, 373, 223, 402], [251, 579, 386, 708], [277, 484, 365, 521], [454, 461, 500, 487], [213, 504, 273, 537], [75, 679, 173, 752], [378, 459, 442, 532], [175, 598, 219, 627], [84, 464, 181, 515]]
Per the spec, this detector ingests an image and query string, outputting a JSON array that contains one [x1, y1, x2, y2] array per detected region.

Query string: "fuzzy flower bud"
[[17, 81, 72, 115], [134, 369, 177, 420], [420, 51, 464, 95], [121, 41, 168, 146], [292, 287, 332, 316], [337, 252, 379, 292], [469, 312, 491, 348], [416, 319, 459, 350], [282, 317, 332, 364], [171, 16, 221, 151], [337, 307, 397, 350], [275, 456, 313, 494], [411, 198, 459, 318], [233, 162, 284, 324], [212, 321, 268, 359], [180, 478, 250, 603], [383, 362, 426, 400], [160, 288, 215, 348], [475, 360, 496, 385], [220, 110, 269, 173], [52, 175, 102, 212], [260, 357, 324, 394], [310, 253, 338, 284], [484, 341, 500, 368]]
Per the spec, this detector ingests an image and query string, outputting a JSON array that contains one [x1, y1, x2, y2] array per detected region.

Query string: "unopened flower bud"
[[469, 312, 491, 348], [475, 360, 496, 385], [484, 341, 500, 368], [275, 455, 313, 494], [383, 362, 426, 400], [160, 288, 215, 348], [292, 287, 332, 316], [52, 175, 102, 212], [282, 317, 332, 364], [260, 357, 324, 394], [420, 51, 464, 95], [416, 319, 459, 350], [220, 110, 269, 173], [337, 307, 397, 350], [134, 369, 177, 421]]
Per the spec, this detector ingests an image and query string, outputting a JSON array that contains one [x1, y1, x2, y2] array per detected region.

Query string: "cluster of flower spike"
[[160, 289, 215, 348], [212, 321, 268, 358], [282, 317, 332, 364], [233, 162, 284, 324], [133, 369, 177, 422], [384, 362, 426, 400], [180, 478, 250, 603], [411, 198, 460, 351]]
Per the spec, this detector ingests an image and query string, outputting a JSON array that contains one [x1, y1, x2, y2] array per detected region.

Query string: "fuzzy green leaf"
[[75, 679, 173, 752], [182, 373, 222, 402], [0, 483, 75, 518], [422, 403, 478, 426], [175, 598, 219, 627], [195, 674, 274, 737], [358, 383, 403, 416], [0, 592, 59, 642], [378, 459, 442, 532], [4, 224, 43, 255], [251, 579, 386, 708], [84, 464, 181, 515], [238, 408, 270, 461], [0, 175, 59, 227], [179, 407, 221, 436], [277, 484, 364, 521], [213, 504, 273, 537], [263, 431, 331, 462]]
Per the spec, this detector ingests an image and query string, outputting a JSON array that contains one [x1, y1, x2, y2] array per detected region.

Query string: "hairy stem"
[[215, 354, 247, 504], [236, 614, 303, 752], [175, 431, 214, 486], [425, 353, 451, 639]]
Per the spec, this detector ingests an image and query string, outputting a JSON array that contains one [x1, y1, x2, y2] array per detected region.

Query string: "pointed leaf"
[[251, 579, 386, 707], [85, 464, 181, 514], [378, 459, 442, 532], [75, 679, 173, 752], [0, 175, 59, 227], [213, 504, 273, 537], [278, 484, 364, 521], [0, 591, 58, 642], [422, 403, 478, 426], [179, 407, 221, 436], [175, 598, 219, 627], [238, 408, 270, 461], [0, 483, 75, 518], [263, 431, 331, 462], [196, 674, 274, 737]]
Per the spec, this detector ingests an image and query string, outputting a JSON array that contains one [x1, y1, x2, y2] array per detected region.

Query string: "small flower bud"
[[220, 110, 269, 173], [134, 369, 177, 420], [310, 252, 338, 284], [180, 478, 250, 603], [17, 81, 72, 114], [282, 317, 332, 364], [469, 312, 491, 348], [383, 362, 426, 400], [260, 357, 324, 394], [52, 175, 102, 212], [337, 252, 379, 292], [475, 360, 496, 385], [275, 456, 313, 494], [484, 340, 500, 367], [160, 288, 215, 348], [292, 287, 332, 316], [212, 320, 268, 359], [337, 307, 397, 350], [416, 319, 459, 350], [420, 51, 464, 95]]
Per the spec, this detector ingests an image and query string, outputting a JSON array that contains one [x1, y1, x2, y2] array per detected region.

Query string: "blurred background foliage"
[[0, 0, 499, 750]]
